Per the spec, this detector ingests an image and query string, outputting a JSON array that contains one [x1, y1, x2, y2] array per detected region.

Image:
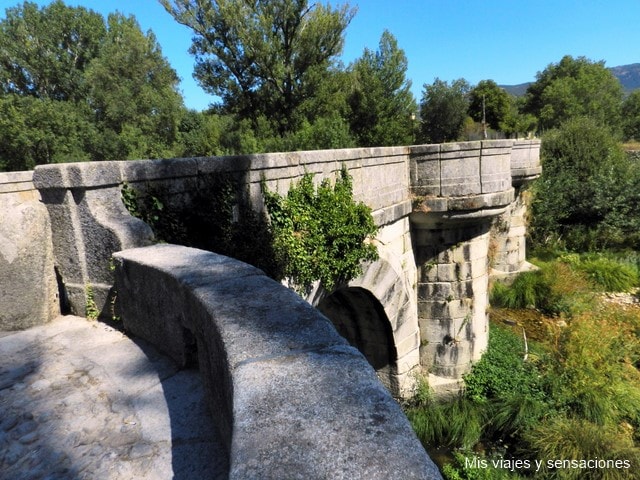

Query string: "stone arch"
[[317, 287, 397, 389], [311, 244, 421, 396]]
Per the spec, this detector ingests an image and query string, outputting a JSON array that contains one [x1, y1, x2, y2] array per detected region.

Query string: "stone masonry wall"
[[0, 171, 59, 330]]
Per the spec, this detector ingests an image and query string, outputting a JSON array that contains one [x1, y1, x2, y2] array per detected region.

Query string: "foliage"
[[419, 78, 470, 144], [530, 116, 640, 251], [406, 394, 486, 450], [177, 110, 231, 157], [262, 166, 378, 293], [441, 450, 527, 480], [84, 13, 184, 160], [121, 176, 281, 279], [160, 0, 355, 137], [468, 80, 511, 131], [408, 252, 640, 479], [523, 418, 640, 480], [85, 284, 99, 320], [490, 271, 555, 313], [546, 306, 640, 427], [622, 90, 640, 141], [562, 254, 639, 292], [347, 30, 417, 147], [463, 324, 545, 405], [0, 1, 186, 170], [492, 258, 597, 319], [523, 55, 624, 133], [0, 94, 94, 170], [0, 0, 106, 102]]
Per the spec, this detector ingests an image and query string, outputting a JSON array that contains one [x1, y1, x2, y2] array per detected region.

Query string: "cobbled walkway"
[[0, 316, 228, 480]]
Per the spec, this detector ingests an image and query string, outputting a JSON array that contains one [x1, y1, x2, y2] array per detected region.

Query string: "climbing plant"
[[262, 166, 378, 293], [120, 176, 281, 278]]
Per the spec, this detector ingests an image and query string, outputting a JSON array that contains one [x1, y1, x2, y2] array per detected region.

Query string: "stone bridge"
[[1, 139, 540, 398]]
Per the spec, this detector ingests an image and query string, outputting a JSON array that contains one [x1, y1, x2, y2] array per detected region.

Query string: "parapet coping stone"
[[112, 244, 442, 480], [32, 146, 410, 190]]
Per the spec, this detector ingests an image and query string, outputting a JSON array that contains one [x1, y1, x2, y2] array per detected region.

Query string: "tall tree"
[[85, 13, 184, 160], [347, 30, 416, 147], [523, 55, 624, 132], [0, 2, 187, 170], [419, 78, 470, 144], [160, 0, 355, 136], [0, 0, 106, 102], [468, 79, 510, 132]]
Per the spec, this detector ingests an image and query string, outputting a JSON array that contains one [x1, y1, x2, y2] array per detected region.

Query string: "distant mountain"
[[609, 63, 640, 93], [500, 63, 640, 96]]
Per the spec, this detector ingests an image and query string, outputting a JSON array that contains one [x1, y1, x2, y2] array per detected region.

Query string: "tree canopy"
[[160, 0, 355, 137], [0, 1, 186, 170], [347, 30, 417, 147], [468, 80, 510, 131], [419, 78, 470, 144], [523, 55, 624, 132]]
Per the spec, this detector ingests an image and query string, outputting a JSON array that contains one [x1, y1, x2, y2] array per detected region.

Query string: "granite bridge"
[[1, 139, 541, 394], [0, 139, 540, 477]]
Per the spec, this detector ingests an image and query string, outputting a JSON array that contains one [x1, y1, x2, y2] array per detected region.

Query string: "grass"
[[407, 253, 640, 480]]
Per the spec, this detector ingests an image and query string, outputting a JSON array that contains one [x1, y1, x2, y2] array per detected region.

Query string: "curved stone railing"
[[511, 139, 542, 185], [112, 244, 442, 479]]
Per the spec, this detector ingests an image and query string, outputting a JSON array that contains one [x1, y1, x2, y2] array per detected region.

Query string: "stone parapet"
[[410, 140, 515, 226], [0, 171, 59, 330], [511, 139, 542, 185], [490, 139, 542, 277], [113, 244, 442, 480]]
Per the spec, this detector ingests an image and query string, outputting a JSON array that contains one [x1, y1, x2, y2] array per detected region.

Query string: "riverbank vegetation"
[[406, 252, 640, 479]]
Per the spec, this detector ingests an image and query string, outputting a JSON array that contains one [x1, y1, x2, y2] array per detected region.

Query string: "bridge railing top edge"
[[31, 145, 411, 190]]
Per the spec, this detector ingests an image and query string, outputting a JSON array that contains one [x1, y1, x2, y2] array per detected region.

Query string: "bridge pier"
[[490, 140, 542, 280], [409, 141, 515, 387]]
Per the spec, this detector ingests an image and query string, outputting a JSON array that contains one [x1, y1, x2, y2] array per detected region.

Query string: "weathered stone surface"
[[34, 164, 154, 316], [231, 346, 441, 480], [0, 172, 58, 330], [0, 315, 227, 479], [113, 245, 441, 479]]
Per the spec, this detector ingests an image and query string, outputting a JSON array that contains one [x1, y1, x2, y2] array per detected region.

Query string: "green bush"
[[530, 117, 640, 251], [262, 166, 378, 293]]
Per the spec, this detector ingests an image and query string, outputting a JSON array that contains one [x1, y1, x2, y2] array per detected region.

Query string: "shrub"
[[262, 166, 378, 293]]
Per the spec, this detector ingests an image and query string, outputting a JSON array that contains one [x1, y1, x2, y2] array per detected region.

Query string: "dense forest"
[[3, 2, 640, 477]]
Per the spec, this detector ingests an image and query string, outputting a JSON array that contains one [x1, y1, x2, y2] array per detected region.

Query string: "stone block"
[[480, 147, 511, 194], [440, 155, 481, 196], [0, 185, 59, 330], [231, 347, 440, 479]]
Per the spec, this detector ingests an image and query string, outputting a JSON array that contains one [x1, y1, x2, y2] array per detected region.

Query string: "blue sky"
[[4, 0, 640, 110]]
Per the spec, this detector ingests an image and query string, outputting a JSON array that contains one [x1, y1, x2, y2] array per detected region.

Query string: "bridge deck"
[[0, 316, 227, 479]]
